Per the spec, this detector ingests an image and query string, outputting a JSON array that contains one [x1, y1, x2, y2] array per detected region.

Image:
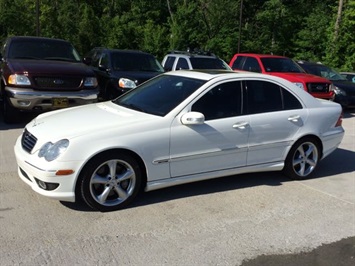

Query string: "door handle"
[[288, 115, 300, 122], [233, 121, 249, 129]]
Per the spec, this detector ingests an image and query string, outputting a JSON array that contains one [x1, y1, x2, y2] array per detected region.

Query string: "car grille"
[[307, 83, 329, 93], [34, 77, 82, 90], [21, 129, 37, 153]]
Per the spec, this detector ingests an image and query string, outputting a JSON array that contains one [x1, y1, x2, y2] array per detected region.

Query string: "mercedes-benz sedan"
[[15, 70, 344, 211]]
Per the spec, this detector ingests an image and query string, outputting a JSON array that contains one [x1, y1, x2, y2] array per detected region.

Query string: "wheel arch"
[[293, 134, 323, 159], [75, 148, 148, 199]]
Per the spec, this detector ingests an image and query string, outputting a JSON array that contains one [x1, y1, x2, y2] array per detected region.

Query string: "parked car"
[[340, 72, 355, 83], [298, 61, 355, 108], [14, 70, 344, 211], [229, 53, 334, 100], [0, 36, 99, 123], [162, 50, 231, 71], [84, 48, 164, 100]]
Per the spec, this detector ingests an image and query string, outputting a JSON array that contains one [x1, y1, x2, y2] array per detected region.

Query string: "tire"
[[79, 152, 142, 212], [2, 97, 19, 124], [283, 137, 320, 180]]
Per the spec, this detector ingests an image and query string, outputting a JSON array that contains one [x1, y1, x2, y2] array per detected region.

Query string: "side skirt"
[[145, 161, 284, 192]]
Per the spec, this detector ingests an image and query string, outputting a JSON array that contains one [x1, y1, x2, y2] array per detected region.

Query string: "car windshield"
[[302, 64, 347, 81], [261, 58, 304, 73], [8, 39, 81, 62], [114, 75, 206, 116], [190, 57, 230, 70], [111, 52, 164, 72]]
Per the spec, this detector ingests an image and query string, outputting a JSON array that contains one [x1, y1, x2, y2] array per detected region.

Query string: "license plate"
[[53, 98, 69, 108]]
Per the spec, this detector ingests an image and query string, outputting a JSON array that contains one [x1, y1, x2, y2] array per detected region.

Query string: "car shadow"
[[343, 109, 355, 118], [60, 148, 355, 212]]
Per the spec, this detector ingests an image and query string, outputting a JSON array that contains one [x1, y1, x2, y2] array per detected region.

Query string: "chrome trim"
[[5, 86, 99, 99], [25, 161, 56, 173], [169, 146, 248, 162]]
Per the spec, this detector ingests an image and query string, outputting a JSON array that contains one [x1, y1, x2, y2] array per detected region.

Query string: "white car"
[[14, 70, 345, 211]]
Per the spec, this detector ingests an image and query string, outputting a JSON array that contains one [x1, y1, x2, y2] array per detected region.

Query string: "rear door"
[[243, 79, 308, 165]]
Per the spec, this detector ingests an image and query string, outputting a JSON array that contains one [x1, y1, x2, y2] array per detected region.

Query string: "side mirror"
[[82, 57, 92, 65], [181, 112, 205, 125]]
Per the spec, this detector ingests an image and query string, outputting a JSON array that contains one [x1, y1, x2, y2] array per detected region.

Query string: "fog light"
[[17, 100, 31, 106], [34, 178, 59, 191], [37, 180, 47, 190]]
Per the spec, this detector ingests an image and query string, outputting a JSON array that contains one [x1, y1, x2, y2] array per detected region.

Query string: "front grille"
[[21, 129, 37, 153], [34, 76, 82, 90], [307, 83, 329, 93]]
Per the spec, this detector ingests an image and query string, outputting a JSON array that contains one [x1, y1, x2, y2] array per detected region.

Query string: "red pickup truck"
[[229, 53, 334, 100]]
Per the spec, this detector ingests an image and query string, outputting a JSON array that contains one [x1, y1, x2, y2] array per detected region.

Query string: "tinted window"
[[246, 80, 301, 114], [231, 56, 244, 69], [164, 56, 175, 71], [192, 81, 242, 120], [243, 57, 261, 73], [176, 58, 189, 70], [190, 58, 230, 70], [283, 89, 303, 110], [260, 58, 304, 73]]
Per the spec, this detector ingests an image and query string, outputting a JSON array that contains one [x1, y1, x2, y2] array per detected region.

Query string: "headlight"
[[8, 74, 31, 85], [119, 78, 137, 89], [83, 77, 98, 87], [333, 86, 347, 96], [38, 139, 69, 161], [293, 82, 305, 90]]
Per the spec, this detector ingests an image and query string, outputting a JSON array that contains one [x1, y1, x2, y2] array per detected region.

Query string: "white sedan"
[[14, 70, 344, 211]]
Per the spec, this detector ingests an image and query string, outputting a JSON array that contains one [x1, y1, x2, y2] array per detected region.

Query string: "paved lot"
[[0, 109, 354, 265]]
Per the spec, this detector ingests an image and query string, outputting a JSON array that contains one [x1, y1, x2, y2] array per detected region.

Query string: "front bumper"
[[334, 94, 355, 108], [14, 135, 83, 202], [5, 86, 99, 111]]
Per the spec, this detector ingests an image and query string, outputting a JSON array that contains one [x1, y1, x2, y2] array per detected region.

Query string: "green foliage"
[[0, 0, 353, 70]]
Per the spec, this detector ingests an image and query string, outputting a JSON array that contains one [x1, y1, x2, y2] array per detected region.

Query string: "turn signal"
[[56, 169, 74, 176]]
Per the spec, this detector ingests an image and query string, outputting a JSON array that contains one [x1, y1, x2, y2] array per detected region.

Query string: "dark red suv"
[[0, 36, 99, 123]]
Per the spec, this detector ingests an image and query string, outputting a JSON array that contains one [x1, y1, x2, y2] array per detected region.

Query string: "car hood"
[[6, 59, 94, 76], [111, 70, 163, 84], [332, 80, 355, 91], [269, 72, 330, 83], [26, 101, 156, 140]]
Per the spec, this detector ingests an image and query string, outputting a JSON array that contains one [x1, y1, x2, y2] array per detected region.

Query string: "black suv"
[[0, 36, 99, 123], [161, 50, 231, 71], [298, 60, 355, 108], [84, 48, 164, 100]]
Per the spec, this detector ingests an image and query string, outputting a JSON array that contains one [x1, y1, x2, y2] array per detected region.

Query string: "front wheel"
[[283, 138, 320, 180], [79, 152, 142, 211], [2, 97, 20, 123]]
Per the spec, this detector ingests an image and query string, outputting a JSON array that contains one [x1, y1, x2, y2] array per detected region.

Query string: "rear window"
[[190, 57, 229, 70], [261, 58, 304, 73]]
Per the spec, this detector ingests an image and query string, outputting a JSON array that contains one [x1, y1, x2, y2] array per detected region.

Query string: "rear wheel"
[[283, 138, 320, 180], [79, 152, 142, 212]]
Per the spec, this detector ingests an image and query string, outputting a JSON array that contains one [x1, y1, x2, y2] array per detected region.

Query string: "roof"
[[91, 47, 151, 55], [6, 36, 69, 43], [235, 53, 289, 59]]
